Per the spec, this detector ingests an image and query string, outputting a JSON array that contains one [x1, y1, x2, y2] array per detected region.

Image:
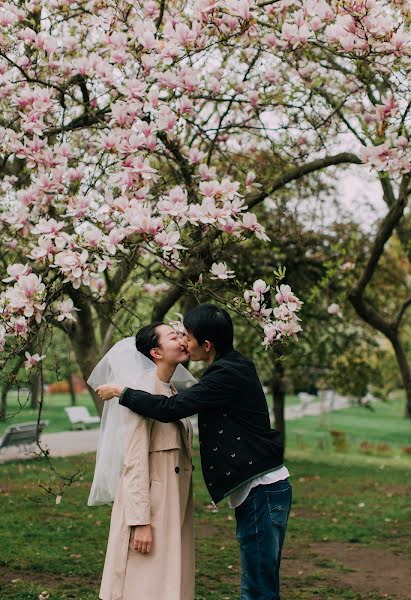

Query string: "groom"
[[97, 304, 291, 600]]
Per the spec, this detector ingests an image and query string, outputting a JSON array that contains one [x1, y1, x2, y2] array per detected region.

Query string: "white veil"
[[87, 336, 197, 506]]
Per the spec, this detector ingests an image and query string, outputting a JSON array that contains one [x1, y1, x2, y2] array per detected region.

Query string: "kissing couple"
[[89, 303, 292, 600]]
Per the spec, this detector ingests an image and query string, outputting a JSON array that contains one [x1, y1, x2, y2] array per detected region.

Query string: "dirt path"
[[0, 563, 99, 596], [282, 540, 411, 599]]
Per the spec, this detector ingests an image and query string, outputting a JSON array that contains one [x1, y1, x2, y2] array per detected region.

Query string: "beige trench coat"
[[100, 381, 194, 600]]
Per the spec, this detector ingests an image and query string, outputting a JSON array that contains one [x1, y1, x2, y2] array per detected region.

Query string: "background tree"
[[0, 0, 409, 416]]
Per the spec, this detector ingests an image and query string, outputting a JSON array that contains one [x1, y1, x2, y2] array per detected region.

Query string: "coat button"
[[175, 466, 180, 474]]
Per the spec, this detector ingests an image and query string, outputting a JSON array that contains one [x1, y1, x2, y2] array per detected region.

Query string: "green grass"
[[0, 392, 99, 435], [266, 392, 301, 406], [0, 392, 301, 436], [286, 395, 411, 465], [1, 393, 410, 599], [1, 450, 410, 600]]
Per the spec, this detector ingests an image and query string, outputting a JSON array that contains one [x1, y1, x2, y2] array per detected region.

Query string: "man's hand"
[[95, 384, 123, 402], [132, 524, 153, 554]]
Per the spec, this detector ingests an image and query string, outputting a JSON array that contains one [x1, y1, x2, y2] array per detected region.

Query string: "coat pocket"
[[149, 479, 163, 523]]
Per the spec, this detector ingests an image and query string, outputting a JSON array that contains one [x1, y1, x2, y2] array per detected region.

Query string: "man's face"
[[154, 325, 189, 364], [182, 330, 210, 362]]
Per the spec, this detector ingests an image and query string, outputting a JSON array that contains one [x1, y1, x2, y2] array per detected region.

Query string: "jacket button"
[[192, 465, 195, 471], [175, 466, 180, 474]]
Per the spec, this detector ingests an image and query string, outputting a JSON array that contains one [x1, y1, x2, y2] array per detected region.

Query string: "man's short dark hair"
[[135, 321, 164, 361], [184, 304, 233, 356]]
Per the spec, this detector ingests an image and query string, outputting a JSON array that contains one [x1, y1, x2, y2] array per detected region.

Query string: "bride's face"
[[154, 324, 189, 365]]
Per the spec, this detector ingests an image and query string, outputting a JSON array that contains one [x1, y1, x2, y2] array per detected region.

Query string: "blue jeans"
[[235, 479, 292, 600]]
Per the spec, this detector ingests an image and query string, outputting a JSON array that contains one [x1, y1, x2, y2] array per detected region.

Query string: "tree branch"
[[393, 297, 411, 331], [246, 152, 362, 209], [353, 176, 409, 297]]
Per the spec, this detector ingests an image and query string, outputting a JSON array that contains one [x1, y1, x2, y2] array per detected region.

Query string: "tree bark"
[[0, 383, 9, 421], [30, 372, 41, 409], [68, 295, 105, 416], [0, 357, 25, 421], [390, 333, 411, 419], [152, 284, 186, 321], [67, 373, 77, 406], [271, 358, 286, 444], [349, 174, 410, 419]]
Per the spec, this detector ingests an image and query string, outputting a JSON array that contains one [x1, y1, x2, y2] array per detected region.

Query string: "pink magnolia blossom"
[[32, 218, 65, 238], [2, 263, 31, 283], [2, 273, 46, 321], [327, 303, 342, 317], [1, 0, 408, 356], [154, 231, 185, 253], [56, 298, 79, 322], [253, 279, 270, 297], [24, 351, 46, 371], [210, 262, 236, 280], [242, 213, 270, 242], [54, 250, 90, 289], [10, 316, 28, 337]]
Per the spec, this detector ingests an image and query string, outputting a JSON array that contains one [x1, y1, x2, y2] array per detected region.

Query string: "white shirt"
[[228, 466, 290, 509]]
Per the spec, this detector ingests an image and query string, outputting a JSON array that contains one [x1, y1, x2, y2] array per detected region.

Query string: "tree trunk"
[[0, 383, 9, 421], [69, 301, 105, 416], [349, 292, 411, 420], [30, 372, 41, 409], [348, 175, 410, 419], [152, 285, 186, 321], [390, 333, 411, 419], [72, 342, 104, 416], [271, 358, 286, 444], [67, 373, 77, 406]]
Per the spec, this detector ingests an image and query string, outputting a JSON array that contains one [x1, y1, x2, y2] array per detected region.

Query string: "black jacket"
[[119, 349, 284, 504]]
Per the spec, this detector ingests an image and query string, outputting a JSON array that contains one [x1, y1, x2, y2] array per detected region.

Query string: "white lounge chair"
[[64, 406, 100, 430]]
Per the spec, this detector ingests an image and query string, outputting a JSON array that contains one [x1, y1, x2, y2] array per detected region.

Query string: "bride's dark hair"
[[135, 322, 164, 361]]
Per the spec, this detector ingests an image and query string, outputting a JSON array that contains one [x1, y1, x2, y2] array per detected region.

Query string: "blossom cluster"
[[243, 282, 303, 348], [0, 0, 409, 358], [207, 263, 303, 348]]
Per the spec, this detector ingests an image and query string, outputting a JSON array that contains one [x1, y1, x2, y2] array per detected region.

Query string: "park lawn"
[[0, 392, 301, 437], [0, 445, 410, 600], [287, 394, 411, 459], [0, 393, 410, 599], [0, 392, 99, 435]]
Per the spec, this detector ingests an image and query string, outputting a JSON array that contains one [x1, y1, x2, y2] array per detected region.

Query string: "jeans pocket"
[[266, 488, 291, 528]]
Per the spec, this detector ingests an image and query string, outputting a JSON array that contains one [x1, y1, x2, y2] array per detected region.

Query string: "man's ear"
[[204, 340, 213, 353]]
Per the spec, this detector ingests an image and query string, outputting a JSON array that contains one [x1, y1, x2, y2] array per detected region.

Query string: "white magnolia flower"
[[210, 262, 235, 280], [327, 303, 342, 317]]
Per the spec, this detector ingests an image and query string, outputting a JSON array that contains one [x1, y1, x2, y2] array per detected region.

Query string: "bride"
[[87, 322, 197, 600]]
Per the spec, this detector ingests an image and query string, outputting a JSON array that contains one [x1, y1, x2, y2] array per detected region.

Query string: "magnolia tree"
[[0, 0, 410, 414]]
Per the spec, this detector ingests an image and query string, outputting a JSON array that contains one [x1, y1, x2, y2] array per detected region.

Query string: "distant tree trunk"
[[30, 372, 41, 409], [271, 358, 286, 444], [69, 297, 105, 416], [390, 333, 411, 419], [1, 357, 25, 420], [0, 383, 10, 421], [67, 373, 77, 406], [348, 174, 410, 419]]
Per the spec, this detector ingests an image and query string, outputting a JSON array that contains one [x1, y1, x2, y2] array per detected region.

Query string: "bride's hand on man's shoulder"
[[95, 384, 123, 402]]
